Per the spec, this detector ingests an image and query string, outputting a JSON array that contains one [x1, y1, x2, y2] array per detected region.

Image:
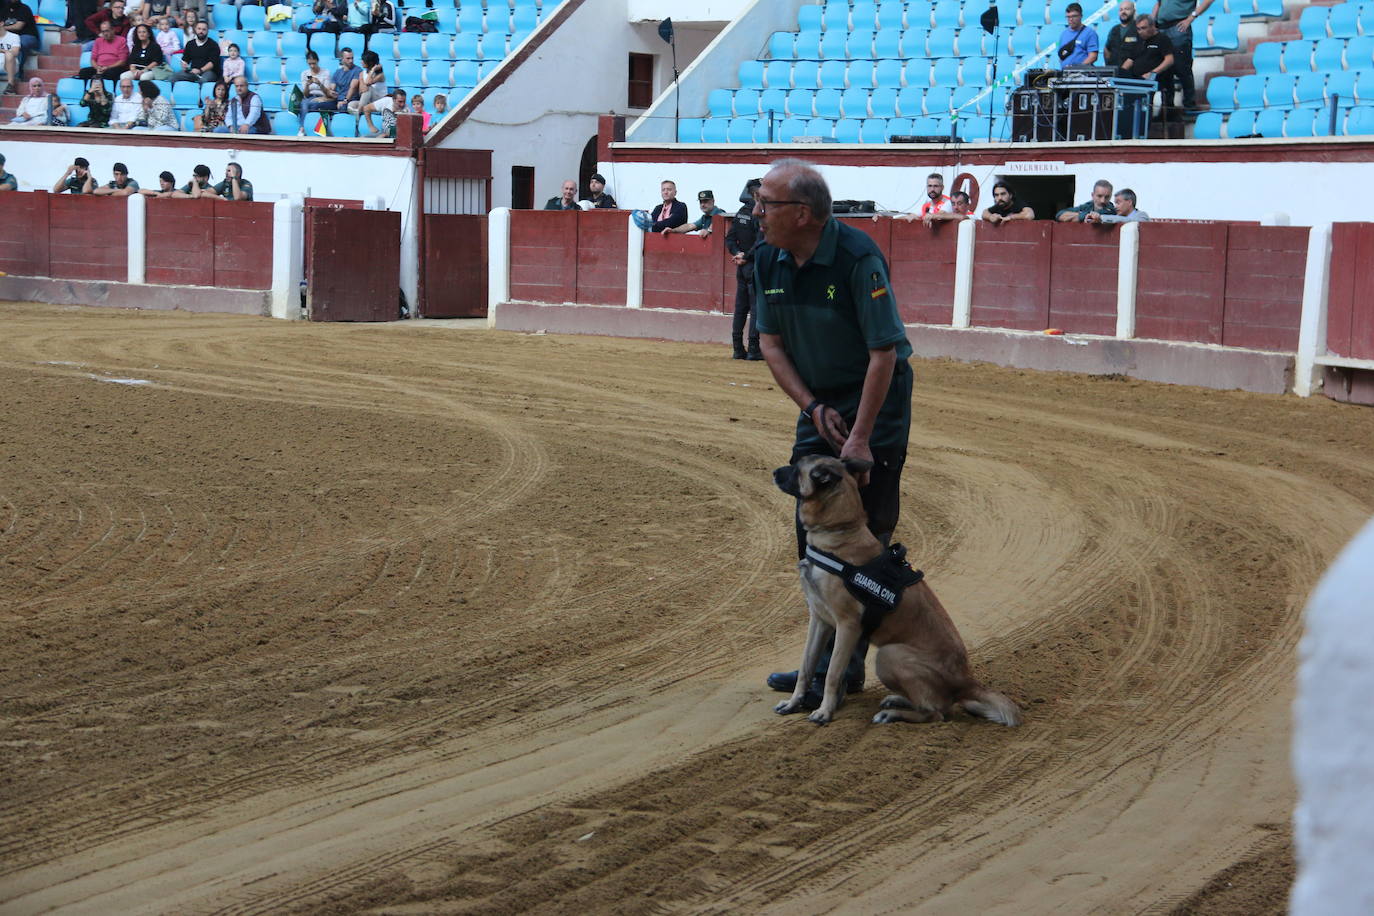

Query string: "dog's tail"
[[959, 686, 1022, 727]]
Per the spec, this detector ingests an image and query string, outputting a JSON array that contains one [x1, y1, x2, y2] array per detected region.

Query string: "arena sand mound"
[[1, 303, 1371, 915]]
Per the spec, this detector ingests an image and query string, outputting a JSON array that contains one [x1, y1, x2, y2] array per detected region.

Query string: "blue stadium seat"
[[172, 81, 200, 107], [779, 116, 810, 140], [395, 58, 425, 87], [1254, 0, 1282, 15], [1235, 73, 1265, 109], [870, 86, 899, 115], [451, 60, 479, 86], [734, 88, 760, 114], [459, 5, 484, 32], [328, 113, 358, 137], [1283, 40, 1314, 71], [798, 5, 823, 32], [1285, 108, 1317, 135], [1206, 75, 1236, 111], [905, 58, 932, 87], [904, 27, 930, 57], [1255, 107, 1286, 136], [860, 117, 889, 141], [1208, 13, 1240, 50], [956, 28, 985, 56], [924, 85, 953, 114], [1294, 71, 1327, 107], [421, 87, 447, 109], [280, 55, 306, 82], [834, 117, 862, 141], [1328, 2, 1359, 38], [992, 0, 1018, 28], [433, 7, 458, 33], [963, 57, 991, 85], [1298, 5, 1328, 40], [896, 86, 924, 115], [787, 88, 816, 116], [976, 85, 1009, 115], [1266, 73, 1296, 105], [928, 27, 957, 57], [932, 58, 961, 87], [1193, 111, 1224, 137], [822, 2, 849, 30], [239, 6, 265, 30], [1009, 24, 1039, 55], [849, 60, 875, 87], [272, 111, 300, 134], [932, 0, 962, 28], [887, 116, 916, 138], [1359, 4, 1374, 40], [451, 33, 479, 59], [841, 87, 870, 116], [852, 1, 879, 29], [701, 117, 729, 143], [874, 59, 903, 87], [765, 60, 792, 88], [958, 117, 990, 140], [760, 87, 788, 115], [222, 29, 252, 55], [803, 118, 833, 137], [815, 87, 843, 117], [820, 59, 847, 88], [1226, 109, 1256, 136], [794, 31, 822, 58], [707, 88, 734, 117], [850, 29, 875, 57], [480, 33, 507, 60], [819, 30, 848, 58], [677, 117, 703, 142], [792, 60, 820, 87], [1313, 38, 1345, 72], [1019, 0, 1050, 26], [396, 32, 426, 60], [727, 118, 758, 143], [874, 27, 903, 56], [56, 77, 84, 105], [512, 5, 537, 32], [951, 85, 980, 113], [908, 0, 934, 28], [211, 4, 236, 30], [912, 114, 941, 133], [1346, 106, 1374, 134], [877, 0, 905, 29], [1345, 35, 1374, 69], [739, 60, 765, 89]]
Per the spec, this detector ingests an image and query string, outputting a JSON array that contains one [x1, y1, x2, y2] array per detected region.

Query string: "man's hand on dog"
[[839, 438, 873, 487], [812, 405, 849, 452]]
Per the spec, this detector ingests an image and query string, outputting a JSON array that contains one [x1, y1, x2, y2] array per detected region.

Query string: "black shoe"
[[745, 350, 764, 361], [767, 670, 864, 694], [732, 349, 747, 360]]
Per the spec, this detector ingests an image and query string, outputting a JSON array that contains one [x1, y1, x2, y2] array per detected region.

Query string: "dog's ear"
[[773, 465, 801, 497], [842, 457, 874, 477], [809, 465, 840, 488]]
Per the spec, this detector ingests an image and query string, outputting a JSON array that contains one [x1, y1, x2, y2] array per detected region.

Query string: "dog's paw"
[[774, 699, 803, 715], [879, 695, 915, 710], [872, 710, 903, 724], [807, 709, 832, 725]]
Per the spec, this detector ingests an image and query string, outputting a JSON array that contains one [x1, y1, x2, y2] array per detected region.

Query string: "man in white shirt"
[[109, 75, 143, 128]]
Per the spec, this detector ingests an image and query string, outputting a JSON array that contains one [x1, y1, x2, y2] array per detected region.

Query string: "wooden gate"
[[420, 148, 491, 318], [306, 206, 401, 321]]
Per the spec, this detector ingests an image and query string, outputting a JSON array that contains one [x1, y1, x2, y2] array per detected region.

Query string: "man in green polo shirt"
[[754, 157, 914, 710]]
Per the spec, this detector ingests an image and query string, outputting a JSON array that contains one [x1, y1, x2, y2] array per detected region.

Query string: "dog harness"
[[804, 542, 924, 637]]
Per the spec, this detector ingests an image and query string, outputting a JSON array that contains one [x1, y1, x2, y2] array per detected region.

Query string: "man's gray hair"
[[769, 157, 832, 219], [1135, 13, 1155, 25], [1093, 179, 1114, 193], [1116, 188, 1137, 206]]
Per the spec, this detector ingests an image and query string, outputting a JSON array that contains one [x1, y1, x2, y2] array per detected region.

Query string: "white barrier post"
[[1116, 221, 1140, 339], [951, 217, 974, 328], [1294, 223, 1333, 397], [270, 196, 304, 321], [127, 193, 146, 286], [487, 207, 511, 328], [626, 213, 644, 309]]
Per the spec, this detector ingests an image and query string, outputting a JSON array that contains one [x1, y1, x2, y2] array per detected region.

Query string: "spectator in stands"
[[52, 156, 94, 194], [93, 161, 139, 195], [981, 181, 1036, 222], [1091, 188, 1151, 222], [169, 18, 217, 82], [0, 153, 16, 190], [586, 173, 615, 209], [666, 189, 727, 236], [375, 86, 406, 137], [358, 0, 395, 43], [302, 0, 346, 48], [1057, 179, 1116, 221], [1152, 0, 1210, 115], [7, 75, 63, 125], [725, 177, 762, 360], [168, 0, 204, 27], [78, 77, 111, 126], [214, 161, 253, 200], [301, 50, 334, 109], [152, 14, 183, 61], [126, 23, 165, 81], [409, 92, 429, 131], [173, 162, 216, 197], [218, 74, 269, 133], [139, 169, 177, 197], [139, 0, 172, 24], [1105, 0, 1139, 67], [221, 42, 245, 83], [108, 75, 142, 127], [650, 180, 688, 233], [178, 5, 198, 39], [348, 49, 387, 118], [544, 179, 579, 210], [122, 11, 145, 45], [307, 45, 359, 112], [1120, 15, 1175, 83], [133, 79, 176, 129], [0, 16, 24, 94], [194, 78, 228, 130], [899, 173, 951, 223], [1055, 3, 1099, 69], [923, 189, 972, 222], [2, 0, 40, 90], [84, 0, 131, 44], [67, 0, 100, 41], [78, 19, 130, 81]]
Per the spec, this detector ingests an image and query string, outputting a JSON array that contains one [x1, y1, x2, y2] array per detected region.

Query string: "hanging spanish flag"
[[312, 116, 328, 137]]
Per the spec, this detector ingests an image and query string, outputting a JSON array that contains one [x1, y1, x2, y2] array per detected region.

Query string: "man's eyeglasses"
[[754, 198, 805, 214]]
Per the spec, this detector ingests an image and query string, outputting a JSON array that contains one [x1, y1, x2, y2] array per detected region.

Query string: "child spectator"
[[409, 93, 429, 131], [221, 42, 245, 82]]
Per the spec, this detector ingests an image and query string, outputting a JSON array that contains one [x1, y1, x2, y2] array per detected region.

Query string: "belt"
[[1158, 18, 1182, 27]]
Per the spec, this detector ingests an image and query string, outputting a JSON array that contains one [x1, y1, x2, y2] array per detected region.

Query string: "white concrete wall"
[[435, 0, 719, 210], [1292, 516, 1374, 916], [593, 154, 1374, 226], [0, 136, 419, 304], [627, 0, 753, 24]]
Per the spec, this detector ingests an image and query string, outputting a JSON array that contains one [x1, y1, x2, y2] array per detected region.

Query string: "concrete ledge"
[[0, 276, 271, 317], [494, 300, 1295, 395]]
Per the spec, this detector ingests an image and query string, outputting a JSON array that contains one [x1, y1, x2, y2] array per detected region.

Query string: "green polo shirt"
[[0, 170, 17, 191], [755, 217, 913, 452], [213, 177, 254, 200]]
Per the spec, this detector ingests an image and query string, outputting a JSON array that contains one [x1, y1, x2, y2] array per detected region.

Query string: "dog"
[[772, 454, 1022, 727]]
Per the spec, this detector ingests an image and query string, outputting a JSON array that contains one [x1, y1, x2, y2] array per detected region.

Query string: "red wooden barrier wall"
[[1049, 222, 1119, 335], [48, 194, 127, 282], [1136, 222, 1228, 344], [212, 201, 275, 290], [575, 209, 627, 306], [1220, 225, 1306, 351], [146, 198, 215, 287], [509, 210, 578, 304], [887, 218, 958, 325], [971, 221, 1051, 330], [642, 216, 730, 312], [0, 191, 50, 277], [423, 214, 487, 317], [1327, 223, 1374, 360]]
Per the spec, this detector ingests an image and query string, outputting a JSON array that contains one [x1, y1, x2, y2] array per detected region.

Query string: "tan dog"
[[773, 455, 1022, 727]]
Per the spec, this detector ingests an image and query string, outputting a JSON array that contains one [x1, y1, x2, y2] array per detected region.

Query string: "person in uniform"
[[725, 177, 763, 360], [753, 158, 914, 709], [587, 172, 617, 209]]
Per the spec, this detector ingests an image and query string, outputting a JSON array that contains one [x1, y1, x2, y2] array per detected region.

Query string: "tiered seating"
[[1199, 0, 1374, 138]]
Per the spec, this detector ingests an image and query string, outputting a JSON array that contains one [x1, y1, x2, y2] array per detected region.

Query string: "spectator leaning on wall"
[[663, 189, 728, 237], [53, 156, 94, 194], [544, 179, 579, 210], [93, 161, 140, 196], [982, 181, 1036, 223], [586, 173, 616, 209], [650, 180, 688, 233], [214, 162, 253, 200], [1057, 179, 1116, 222], [175, 163, 217, 198], [0, 153, 17, 191], [139, 169, 178, 198], [1091, 188, 1151, 223]]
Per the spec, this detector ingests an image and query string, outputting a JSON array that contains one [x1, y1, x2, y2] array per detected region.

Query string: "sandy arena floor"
[[2, 302, 1373, 915]]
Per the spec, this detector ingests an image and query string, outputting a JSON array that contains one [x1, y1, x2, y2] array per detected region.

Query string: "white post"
[[1294, 223, 1333, 397], [1116, 221, 1140, 339], [951, 218, 974, 328], [487, 206, 511, 328], [626, 213, 644, 309], [270, 196, 304, 321], [126, 193, 146, 285], [1262, 212, 1292, 226]]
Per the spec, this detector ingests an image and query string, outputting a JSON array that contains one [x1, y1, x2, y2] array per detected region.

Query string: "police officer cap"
[[697, 190, 714, 201]]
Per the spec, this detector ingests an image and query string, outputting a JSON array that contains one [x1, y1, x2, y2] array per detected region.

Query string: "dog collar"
[[804, 543, 924, 637]]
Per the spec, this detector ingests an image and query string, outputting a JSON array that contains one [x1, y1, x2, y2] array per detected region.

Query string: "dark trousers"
[[68, 0, 99, 40], [77, 65, 127, 81], [730, 264, 758, 354], [789, 443, 907, 683], [1160, 23, 1196, 109]]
